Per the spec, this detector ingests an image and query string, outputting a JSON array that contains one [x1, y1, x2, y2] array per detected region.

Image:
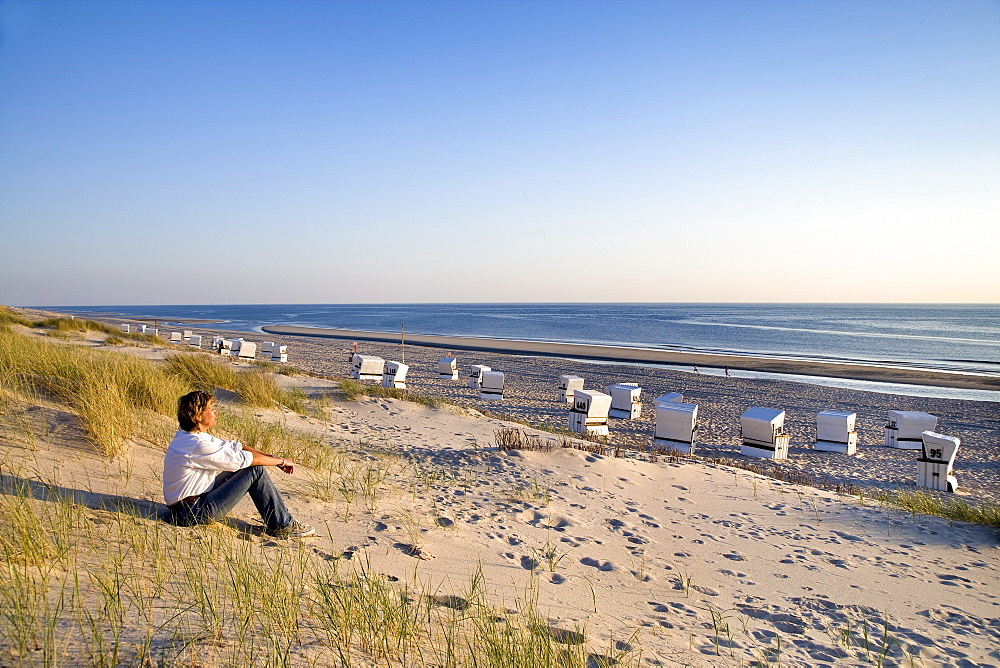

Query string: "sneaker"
[[266, 520, 316, 539]]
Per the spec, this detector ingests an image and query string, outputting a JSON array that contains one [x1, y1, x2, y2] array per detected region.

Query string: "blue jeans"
[[170, 466, 293, 532]]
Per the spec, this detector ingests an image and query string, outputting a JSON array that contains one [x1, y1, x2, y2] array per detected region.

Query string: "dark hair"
[[177, 391, 214, 431]]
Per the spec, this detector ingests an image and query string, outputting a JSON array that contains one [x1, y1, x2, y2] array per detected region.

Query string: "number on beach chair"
[[569, 390, 612, 436]]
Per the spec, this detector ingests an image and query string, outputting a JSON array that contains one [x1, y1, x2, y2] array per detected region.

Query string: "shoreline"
[[262, 324, 1000, 392]]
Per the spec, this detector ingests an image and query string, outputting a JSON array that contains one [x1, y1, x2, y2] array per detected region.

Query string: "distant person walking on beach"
[[162, 391, 315, 538]]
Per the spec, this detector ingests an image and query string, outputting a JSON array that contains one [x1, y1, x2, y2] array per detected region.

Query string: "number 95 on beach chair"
[[918, 432, 959, 493]]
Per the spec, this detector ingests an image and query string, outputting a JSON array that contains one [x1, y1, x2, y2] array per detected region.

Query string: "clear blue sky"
[[1, 0, 997, 305]]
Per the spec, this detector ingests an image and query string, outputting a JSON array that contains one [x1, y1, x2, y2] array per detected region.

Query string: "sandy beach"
[[163, 318, 1000, 505], [3, 309, 999, 665]]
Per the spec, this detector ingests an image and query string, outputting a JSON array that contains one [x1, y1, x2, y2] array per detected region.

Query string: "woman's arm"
[[243, 445, 295, 473]]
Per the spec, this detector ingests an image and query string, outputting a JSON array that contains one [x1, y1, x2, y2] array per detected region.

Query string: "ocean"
[[49, 303, 1000, 375]]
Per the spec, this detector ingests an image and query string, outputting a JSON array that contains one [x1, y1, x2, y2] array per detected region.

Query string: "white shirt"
[[162, 430, 253, 505]]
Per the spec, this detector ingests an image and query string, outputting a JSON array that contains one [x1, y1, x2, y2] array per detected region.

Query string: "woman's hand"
[[276, 458, 295, 474]]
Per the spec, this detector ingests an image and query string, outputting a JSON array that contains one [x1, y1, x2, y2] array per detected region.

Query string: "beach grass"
[[0, 326, 186, 457], [0, 327, 304, 459], [0, 307, 34, 328], [0, 468, 631, 666], [874, 489, 1000, 529], [165, 351, 307, 411], [339, 378, 449, 408]]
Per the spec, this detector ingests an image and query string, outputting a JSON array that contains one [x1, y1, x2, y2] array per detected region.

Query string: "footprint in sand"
[[580, 557, 616, 572], [937, 573, 974, 588]]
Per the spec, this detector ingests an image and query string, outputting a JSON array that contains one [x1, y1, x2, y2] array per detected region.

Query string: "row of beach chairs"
[[558, 376, 959, 493], [207, 337, 288, 363], [349, 354, 960, 494], [118, 325, 291, 363]]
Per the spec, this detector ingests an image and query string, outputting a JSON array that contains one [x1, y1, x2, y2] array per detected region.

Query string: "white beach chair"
[[468, 365, 491, 390], [121, 324, 131, 333], [183, 330, 193, 340], [438, 357, 458, 380], [654, 392, 684, 405], [739, 407, 790, 459], [169, 332, 183, 344], [237, 341, 257, 361], [813, 411, 858, 455], [261, 341, 274, 355], [271, 345, 287, 363], [137, 325, 147, 334], [569, 389, 612, 436], [189, 334, 202, 348], [352, 354, 385, 382], [884, 410, 937, 450], [480, 371, 505, 400], [606, 383, 642, 419], [917, 431, 959, 492], [382, 361, 409, 389], [227, 339, 244, 357], [558, 375, 584, 403], [654, 401, 699, 455]]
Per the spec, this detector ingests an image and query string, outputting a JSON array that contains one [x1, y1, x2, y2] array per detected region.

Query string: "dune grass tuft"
[[33, 316, 118, 335], [165, 352, 305, 411], [874, 489, 1000, 528], [339, 378, 447, 408], [165, 352, 239, 391], [0, 307, 35, 328], [0, 328, 187, 457]]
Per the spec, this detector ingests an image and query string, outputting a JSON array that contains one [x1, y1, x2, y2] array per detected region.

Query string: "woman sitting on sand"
[[162, 390, 315, 538]]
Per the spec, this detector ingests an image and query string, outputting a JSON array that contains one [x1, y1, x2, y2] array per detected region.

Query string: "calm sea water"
[[48, 303, 1000, 377]]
